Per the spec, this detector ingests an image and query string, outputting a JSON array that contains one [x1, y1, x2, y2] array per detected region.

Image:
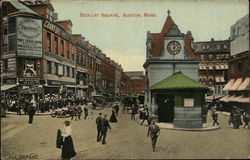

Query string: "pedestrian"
[[212, 111, 219, 126], [16, 100, 21, 116], [100, 114, 111, 145], [96, 113, 103, 142], [243, 112, 250, 129], [60, 120, 76, 160], [147, 120, 160, 152], [114, 102, 119, 116], [148, 114, 153, 126], [131, 106, 136, 120], [88, 105, 93, 119], [141, 110, 149, 126], [84, 106, 88, 120], [77, 106, 83, 120], [109, 108, 118, 123], [28, 103, 36, 124], [139, 106, 144, 119]]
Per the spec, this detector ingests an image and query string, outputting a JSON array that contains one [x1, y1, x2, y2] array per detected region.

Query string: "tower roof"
[[151, 72, 208, 90]]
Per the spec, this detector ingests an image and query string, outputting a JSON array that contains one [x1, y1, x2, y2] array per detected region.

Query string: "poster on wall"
[[16, 17, 42, 58]]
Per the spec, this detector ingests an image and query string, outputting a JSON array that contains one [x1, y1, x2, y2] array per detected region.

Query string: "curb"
[[136, 119, 221, 132], [6, 112, 51, 116]]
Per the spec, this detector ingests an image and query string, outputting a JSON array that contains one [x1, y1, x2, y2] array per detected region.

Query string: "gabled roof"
[[151, 72, 208, 90], [150, 12, 198, 59]]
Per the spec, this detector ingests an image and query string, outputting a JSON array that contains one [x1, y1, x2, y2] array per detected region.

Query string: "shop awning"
[[215, 65, 221, 70], [235, 96, 250, 103], [0, 84, 17, 91], [215, 77, 220, 82], [66, 85, 76, 88], [220, 65, 225, 69], [219, 95, 230, 102], [229, 78, 243, 91], [224, 64, 228, 69], [223, 79, 235, 91], [237, 77, 249, 91], [220, 77, 225, 82]]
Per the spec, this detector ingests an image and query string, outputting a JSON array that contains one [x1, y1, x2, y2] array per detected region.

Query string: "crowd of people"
[[210, 100, 249, 129]]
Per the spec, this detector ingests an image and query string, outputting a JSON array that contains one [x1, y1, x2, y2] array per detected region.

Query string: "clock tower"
[[143, 9, 200, 121]]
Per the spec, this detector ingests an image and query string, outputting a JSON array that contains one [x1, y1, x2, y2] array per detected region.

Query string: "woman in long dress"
[[109, 108, 118, 123], [61, 121, 76, 160]]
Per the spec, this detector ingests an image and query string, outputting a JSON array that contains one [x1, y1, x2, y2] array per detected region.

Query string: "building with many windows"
[[194, 38, 230, 101], [221, 14, 249, 112]]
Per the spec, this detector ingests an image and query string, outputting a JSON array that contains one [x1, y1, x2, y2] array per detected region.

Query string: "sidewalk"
[[136, 117, 220, 131], [6, 111, 51, 116]]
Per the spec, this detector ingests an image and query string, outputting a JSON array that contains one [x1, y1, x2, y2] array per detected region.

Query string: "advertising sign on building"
[[16, 17, 42, 58]]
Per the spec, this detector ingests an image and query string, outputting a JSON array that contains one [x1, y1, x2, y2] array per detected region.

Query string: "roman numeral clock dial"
[[167, 41, 181, 55]]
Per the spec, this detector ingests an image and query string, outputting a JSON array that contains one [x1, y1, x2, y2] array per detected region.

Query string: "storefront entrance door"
[[157, 94, 175, 122]]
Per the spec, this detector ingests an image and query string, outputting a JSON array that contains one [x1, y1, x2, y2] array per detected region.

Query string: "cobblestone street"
[[1, 108, 250, 159]]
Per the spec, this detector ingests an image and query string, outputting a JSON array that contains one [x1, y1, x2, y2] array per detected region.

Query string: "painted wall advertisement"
[[17, 17, 42, 58]]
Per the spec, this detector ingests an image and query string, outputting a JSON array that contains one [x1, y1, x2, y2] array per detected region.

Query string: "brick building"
[[194, 38, 230, 101], [1, 0, 123, 103], [124, 71, 146, 95]]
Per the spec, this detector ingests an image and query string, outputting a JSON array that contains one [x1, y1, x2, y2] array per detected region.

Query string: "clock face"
[[167, 41, 181, 55]]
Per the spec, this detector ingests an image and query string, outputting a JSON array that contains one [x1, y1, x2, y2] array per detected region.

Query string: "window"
[[223, 44, 227, 50], [67, 43, 70, 58], [216, 55, 220, 60], [55, 36, 58, 54], [72, 68, 75, 78], [202, 45, 206, 50], [3, 59, 8, 72], [47, 61, 52, 74], [55, 63, 58, 75], [67, 66, 70, 77], [200, 55, 204, 60], [208, 55, 213, 61], [3, 24, 7, 35], [238, 62, 242, 72], [8, 34, 16, 52], [72, 46, 75, 60], [47, 32, 51, 52], [217, 45, 220, 50], [8, 17, 16, 34], [47, 9, 54, 22], [61, 40, 64, 57]]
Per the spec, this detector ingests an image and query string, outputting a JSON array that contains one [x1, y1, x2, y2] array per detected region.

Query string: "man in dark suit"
[[28, 104, 36, 124], [100, 114, 111, 145], [96, 113, 103, 142], [148, 120, 160, 152]]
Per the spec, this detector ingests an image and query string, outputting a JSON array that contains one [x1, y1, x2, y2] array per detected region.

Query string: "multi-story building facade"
[[1, 0, 124, 103], [115, 63, 122, 98], [124, 71, 146, 95], [221, 14, 249, 112], [121, 72, 132, 95], [194, 39, 230, 101]]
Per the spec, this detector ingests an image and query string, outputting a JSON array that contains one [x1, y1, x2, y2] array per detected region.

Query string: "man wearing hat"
[[96, 113, 103, 142], [100, 114, 111, 145], [147, 120, 160, 152]]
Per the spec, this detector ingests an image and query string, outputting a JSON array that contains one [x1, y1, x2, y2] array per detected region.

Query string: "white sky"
[[50, 0, 249, 71]]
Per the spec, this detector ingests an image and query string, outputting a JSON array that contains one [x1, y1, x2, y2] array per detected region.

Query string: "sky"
[[50, 0, 249, 72]]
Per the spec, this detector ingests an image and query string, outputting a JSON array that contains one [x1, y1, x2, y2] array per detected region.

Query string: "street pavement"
[[1, 107, 250, 160]]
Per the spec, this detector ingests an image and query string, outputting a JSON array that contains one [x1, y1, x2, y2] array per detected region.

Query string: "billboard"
[[16, 17, 42, 58]]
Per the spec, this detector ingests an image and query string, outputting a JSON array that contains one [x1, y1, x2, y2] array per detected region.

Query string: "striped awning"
[[223, 79, 235, 91], [237, 77, 249, 91], [229, 78, 243, 91]]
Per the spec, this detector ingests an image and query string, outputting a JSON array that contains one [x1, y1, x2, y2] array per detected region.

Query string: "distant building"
[[194, 38, 230, 101], [143, 10, 200, 121], [221, 14, 249, 112], [124, 71, 146, 95]]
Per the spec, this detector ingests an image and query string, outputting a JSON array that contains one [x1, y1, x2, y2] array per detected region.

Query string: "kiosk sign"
[[16, 17, 42, 58]]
